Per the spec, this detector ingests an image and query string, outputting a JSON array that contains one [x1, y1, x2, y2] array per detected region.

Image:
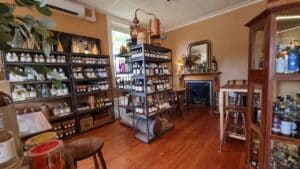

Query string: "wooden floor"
[[66, 106, 246, 169]]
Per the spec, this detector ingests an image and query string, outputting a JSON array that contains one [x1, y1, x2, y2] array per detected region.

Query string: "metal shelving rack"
[[114, 53, 135, 128], [2, 48, 76, 139], [70, 53, 114, 134], [130, 44, 174, 144]]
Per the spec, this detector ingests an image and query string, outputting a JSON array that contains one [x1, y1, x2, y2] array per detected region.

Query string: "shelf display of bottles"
[[116, 57, 131, 74], [129, 44, 173, 143], [75, 81, 109, 93], [5, 52, 67, 64], [250, 131, 260, 169], [131, 48, 170, 60], [72, 56, 107, 65], [132, 78, 171, 93], [132, 62, 170, 76], [8, 66, 68, 82], [117, 76, 132, 91], [11, 83, 70, 102], [275, 45, 300, 74], [246, 5, 300, 169], [272, 95, 300, 138], [268, 141, 300, 169], [72, 67, 108, 79], [52, 119, 76, 139]]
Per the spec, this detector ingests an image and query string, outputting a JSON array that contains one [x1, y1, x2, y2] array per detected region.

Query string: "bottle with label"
[[287, 46, 299, 73]]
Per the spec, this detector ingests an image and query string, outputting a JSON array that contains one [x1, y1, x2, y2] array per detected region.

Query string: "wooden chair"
[[184, 87, 192, 110], [64, 136, 107, 169]]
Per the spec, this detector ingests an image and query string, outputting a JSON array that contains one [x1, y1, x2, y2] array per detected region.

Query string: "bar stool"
[[172, 88, 185, 119], [184, 87, 192, 110], [64, 136, 107, 169], [219, 93, 247, 152]]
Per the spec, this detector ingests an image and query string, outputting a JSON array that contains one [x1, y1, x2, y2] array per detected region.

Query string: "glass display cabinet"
[[246, 2, 300, 169]]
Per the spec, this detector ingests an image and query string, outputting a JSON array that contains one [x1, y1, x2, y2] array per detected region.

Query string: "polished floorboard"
[[67, 106, 246, 169]]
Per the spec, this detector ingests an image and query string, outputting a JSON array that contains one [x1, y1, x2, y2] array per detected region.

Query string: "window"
[[111, 30, 130, 55]]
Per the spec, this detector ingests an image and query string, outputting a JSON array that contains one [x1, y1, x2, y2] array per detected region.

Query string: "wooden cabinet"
[[246, 2, 300, 169]]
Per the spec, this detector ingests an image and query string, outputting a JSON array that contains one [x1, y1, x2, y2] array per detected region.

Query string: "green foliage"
[[0, 0, 56, 56]]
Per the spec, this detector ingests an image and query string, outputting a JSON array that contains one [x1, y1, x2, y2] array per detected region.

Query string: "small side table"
[[64, 136, 107, 169]]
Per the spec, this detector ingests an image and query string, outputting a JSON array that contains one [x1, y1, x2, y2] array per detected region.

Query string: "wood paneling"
[[65, 106, 246, 169]]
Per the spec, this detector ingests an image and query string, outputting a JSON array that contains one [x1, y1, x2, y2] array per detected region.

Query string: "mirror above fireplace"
[[187, 40, 211, 72]]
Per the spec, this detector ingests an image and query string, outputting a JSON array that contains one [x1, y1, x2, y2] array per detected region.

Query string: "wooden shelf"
[[131, 57, 171, 63], [131, 89, 172, 97], [80, 118, 114, 134], [5, 62, 69, 66], [48, 113, 74, 122], [71, 53, 109, 58], [272, 73, 300, 81], [6, 48, 67, 55], [270, 134, 300, 145], [250, 123, 261, 134], [77, 105, 113, 116], [71, 63, 110, 67], [115, 53, 131, 58], [76, 90, 110, 96], [9, 79, 70, 85], [117, 89, 132, 93], [116, 72, 132, 75], [14, 94, 72, 104], [74, 77, 110, 82], [132, 74, 172, 79], [118, 105, 134, 110]]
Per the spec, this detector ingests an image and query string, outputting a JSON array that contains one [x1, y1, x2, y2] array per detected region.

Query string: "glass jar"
[[0, 92, 24, 169]]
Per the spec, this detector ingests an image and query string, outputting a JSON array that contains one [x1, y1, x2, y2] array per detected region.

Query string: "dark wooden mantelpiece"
[[178, 72, 222, 92]]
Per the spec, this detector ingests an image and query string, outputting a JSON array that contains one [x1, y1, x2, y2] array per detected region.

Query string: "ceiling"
[[77, 0, 263, 31]]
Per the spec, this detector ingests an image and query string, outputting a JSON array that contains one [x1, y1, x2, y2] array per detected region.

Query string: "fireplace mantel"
[[178, 72, 222, 92]]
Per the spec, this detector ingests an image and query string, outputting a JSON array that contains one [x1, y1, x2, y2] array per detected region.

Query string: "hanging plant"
[[0, 0, 56, 56]]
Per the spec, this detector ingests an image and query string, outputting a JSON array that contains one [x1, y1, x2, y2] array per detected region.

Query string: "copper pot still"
[[150, 17, 160, 39]]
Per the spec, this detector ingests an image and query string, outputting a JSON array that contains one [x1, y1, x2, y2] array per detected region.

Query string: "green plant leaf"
[[35, 5, 52, 16], [38, 17, 56, 29], [0, 42, 11, 50], [42, 39, 50, 57], [0, 32, 13, 43], [32, 65, 51, 74], [10, 28, 24, 48], [52, 79, 62, 89]]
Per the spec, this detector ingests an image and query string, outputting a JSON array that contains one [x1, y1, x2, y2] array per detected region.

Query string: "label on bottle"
[[0, 137, 17, 164], [288, 52, 299, 72], [275, 57, 285, 73], [281, 121, 292, 136]]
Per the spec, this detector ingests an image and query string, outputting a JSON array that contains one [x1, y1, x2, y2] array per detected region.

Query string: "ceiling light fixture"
[[276, 15, 300, 20]]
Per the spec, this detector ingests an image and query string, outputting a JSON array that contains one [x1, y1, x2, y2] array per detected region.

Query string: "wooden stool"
[[172, 88, 185, 118], [184, 87, 192, 110], [219, 106, 246, 152], [64, 136, 107, 169]]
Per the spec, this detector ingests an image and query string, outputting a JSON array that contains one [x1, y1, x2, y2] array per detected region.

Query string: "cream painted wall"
[[162, 1, 267, 88]]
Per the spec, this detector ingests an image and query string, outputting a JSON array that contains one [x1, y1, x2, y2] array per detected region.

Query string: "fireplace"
[[185, 80, 212, 106]]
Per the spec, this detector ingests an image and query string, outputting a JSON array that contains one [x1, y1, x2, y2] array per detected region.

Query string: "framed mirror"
[[188, 40, 211, 72]]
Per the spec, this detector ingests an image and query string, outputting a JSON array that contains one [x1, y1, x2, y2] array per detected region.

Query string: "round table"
[[64, 136, 107, 169]]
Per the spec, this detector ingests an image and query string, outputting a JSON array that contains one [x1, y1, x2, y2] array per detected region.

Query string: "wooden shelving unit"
[[2, 48, 115, 140], [2, 49, 76, 140], [245, 2, 300, 169], [70, 53, 114, 133]]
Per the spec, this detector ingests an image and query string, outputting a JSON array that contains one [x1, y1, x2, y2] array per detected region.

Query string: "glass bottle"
[[0, 92, 24, 169]]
